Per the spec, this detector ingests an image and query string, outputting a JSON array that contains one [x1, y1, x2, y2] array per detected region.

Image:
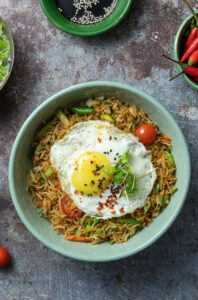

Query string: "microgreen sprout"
[[102, 150, 137, 197]]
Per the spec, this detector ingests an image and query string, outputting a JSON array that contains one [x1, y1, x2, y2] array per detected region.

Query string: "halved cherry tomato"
[[66, 235, 89, 242], [61, 195, 83, 219], [135, 124, 157, 145], [0, 247, 10, 267]]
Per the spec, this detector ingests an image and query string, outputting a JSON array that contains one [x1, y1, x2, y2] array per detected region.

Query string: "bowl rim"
[[40, 0, 133, 37], [174, 10, 198, 90], [9, 81, 191, 262], [0, 16, 14, 91]]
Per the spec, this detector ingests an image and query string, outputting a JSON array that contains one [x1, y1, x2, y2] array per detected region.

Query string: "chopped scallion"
[[161, 195, 167, 206], [44, 168, 53, 178], [155, 182, 160, 194]]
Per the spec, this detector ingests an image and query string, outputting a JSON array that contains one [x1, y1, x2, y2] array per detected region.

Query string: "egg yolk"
[[72, 151, 112, 195]]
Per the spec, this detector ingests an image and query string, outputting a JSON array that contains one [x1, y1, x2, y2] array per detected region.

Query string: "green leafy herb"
[[117, 218, 143, 227], [172, 187, 178, 194], [111, 150, 137, 197], [86, 217, 100, 232], [158, 132, 163, 137], [144, 204, 150, 215], [40, 178, 45, 185]]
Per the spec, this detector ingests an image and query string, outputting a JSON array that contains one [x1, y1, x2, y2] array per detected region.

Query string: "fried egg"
[[50, 121, 156, 219]]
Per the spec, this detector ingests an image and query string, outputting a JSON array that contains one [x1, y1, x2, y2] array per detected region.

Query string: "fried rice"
[[28, 97, 177, 244]]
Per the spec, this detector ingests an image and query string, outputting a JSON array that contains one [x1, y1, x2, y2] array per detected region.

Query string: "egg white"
[[50, 121, 157, 219]]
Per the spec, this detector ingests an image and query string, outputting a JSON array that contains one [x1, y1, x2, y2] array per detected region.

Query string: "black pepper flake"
[[91, 180, 95, 185], [114, 158, 116, 161], [90, 161, 94, 164], [110, 149, 112, 152], [84, 184, 87, 186], [104, 152, 107, 154], [116, 153, 119, 156]]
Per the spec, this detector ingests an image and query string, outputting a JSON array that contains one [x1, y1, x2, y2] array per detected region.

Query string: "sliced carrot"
[[57, 182, 61, 190], [163, 134, 171, 141], [66, 235, 90, 242]]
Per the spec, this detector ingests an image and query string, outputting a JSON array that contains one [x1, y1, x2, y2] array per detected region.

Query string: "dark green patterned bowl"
[[0, 16, 14, 90], [40, 0, 133, 37]]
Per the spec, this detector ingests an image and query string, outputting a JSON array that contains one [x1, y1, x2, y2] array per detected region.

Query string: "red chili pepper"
[[181, 37, 198, 62], [184, 27, 198, 52], [185, 65, 198, 77], [188, 49, 198, 65], [191, 75, 198, 82], [98, 137, 102, 143]]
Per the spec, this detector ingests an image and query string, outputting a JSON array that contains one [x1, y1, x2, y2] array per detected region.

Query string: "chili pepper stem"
[[183, 0, 198, 27], [169, 71, 185, 81], [162, 54, 187, 68]]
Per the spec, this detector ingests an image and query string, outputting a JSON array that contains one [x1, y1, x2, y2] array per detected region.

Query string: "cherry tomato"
[[61, 195, 83, 219], [0, 247, 10, 267], [135, 124, 157, 145]]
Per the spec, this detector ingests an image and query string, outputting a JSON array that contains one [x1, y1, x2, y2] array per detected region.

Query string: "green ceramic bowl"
[[9, 81, 190, 262], [174, 11, 198, 90], [40, 0, 133, 36], [0, 16, 14, 90]]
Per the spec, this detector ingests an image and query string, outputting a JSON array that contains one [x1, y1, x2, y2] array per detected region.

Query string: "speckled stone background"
[[0, 0, 198, 299]]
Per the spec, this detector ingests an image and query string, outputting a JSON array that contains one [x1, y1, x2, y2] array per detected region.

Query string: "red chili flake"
[[97, 210, 102, 215], [99, 202, 104, 209], [111, 209, 116, 215], [109, 136, 112, 140], [98, 137, 102, 143], [119, 208, 125, 214], [74, 190, 78, 195], [74, 167, 78, 171], [111, 199, 118, 204], [100, 194, 103, 198]]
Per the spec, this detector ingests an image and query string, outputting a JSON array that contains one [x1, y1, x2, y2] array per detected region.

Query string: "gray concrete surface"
[[0, 0, 198, 299]]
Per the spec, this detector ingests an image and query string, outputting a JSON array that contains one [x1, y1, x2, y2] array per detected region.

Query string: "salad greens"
[[0, 23, 10, 81]]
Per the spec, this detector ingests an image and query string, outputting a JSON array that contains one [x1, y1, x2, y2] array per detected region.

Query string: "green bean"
[[70, 107, 95, 115]]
